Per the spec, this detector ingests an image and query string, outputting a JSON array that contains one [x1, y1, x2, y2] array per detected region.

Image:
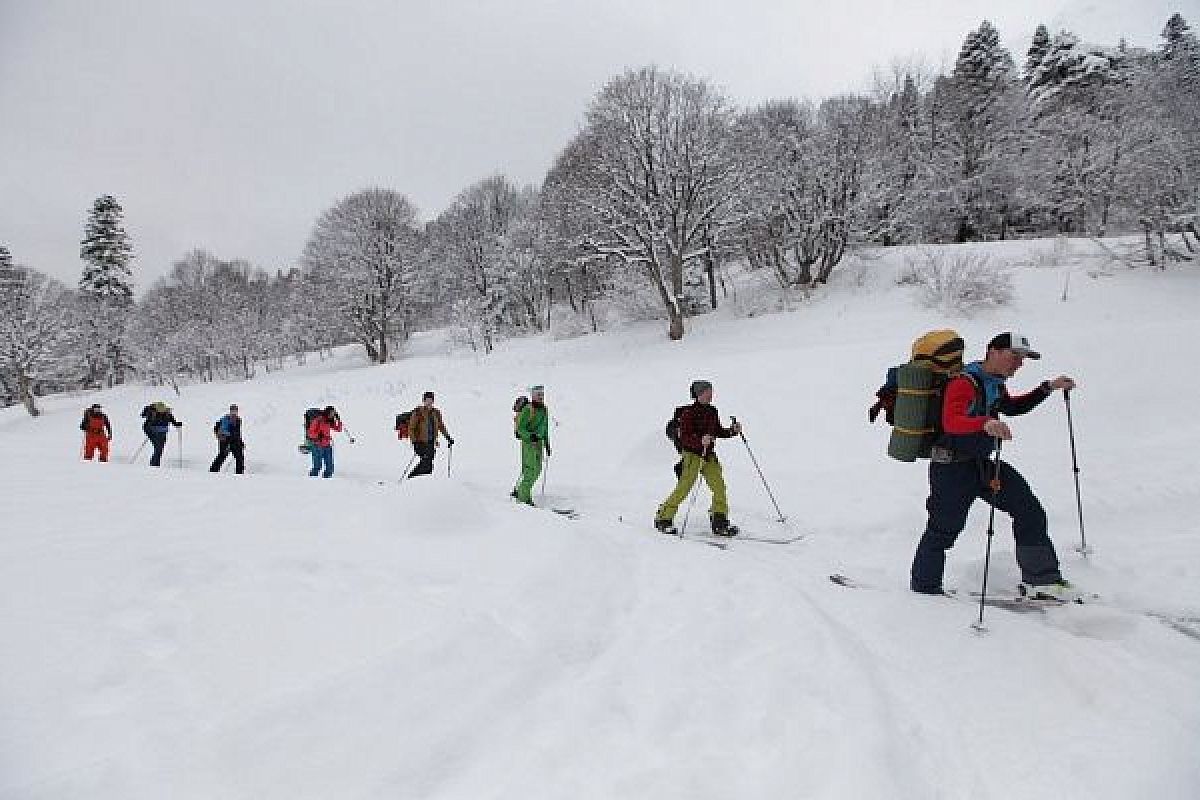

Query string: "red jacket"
[[940, 371, 1050, 457], [307, 415, 342, 448], [80, 410, 111, 438]]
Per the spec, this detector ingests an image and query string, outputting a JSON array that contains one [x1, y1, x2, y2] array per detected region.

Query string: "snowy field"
[[2, 240, 1199, 799]]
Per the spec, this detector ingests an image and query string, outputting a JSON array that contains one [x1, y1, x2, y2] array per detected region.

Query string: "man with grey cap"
[[910, 332, 1078, 600], [654, 380, 742, 536]]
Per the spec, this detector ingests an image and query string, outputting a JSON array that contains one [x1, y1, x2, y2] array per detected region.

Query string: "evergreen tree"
[[79, 195, 135, 386], [1162, 13, 1198, 62], [0, 246, 17, 291], [79, 195, 134, 301], [940, 20, 1025, 240], [1025, 24, 1051, 85]]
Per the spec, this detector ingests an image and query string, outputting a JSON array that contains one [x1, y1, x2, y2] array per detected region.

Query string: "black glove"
[[447, 438, 455, 447], [529, 434, 540, 443], [545, 443, 552, 456]]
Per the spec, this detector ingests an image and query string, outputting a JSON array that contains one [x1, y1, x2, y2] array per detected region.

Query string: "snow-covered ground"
[[2, 240, 1199, 799]]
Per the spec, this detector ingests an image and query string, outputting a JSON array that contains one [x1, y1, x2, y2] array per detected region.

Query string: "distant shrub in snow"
[[902, 249, 1013, 313], [1028, 236, 1073, 268], [548, 307, 592, 340]]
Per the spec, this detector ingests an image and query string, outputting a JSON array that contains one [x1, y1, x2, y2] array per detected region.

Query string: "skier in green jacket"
[[512, 385, 550, 504]]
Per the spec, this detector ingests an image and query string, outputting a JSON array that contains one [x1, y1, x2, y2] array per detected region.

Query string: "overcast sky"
[[0, 0, 1183, 290]]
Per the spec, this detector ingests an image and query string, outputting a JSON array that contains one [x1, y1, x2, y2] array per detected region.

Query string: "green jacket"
[[516, 403, 549, 446]]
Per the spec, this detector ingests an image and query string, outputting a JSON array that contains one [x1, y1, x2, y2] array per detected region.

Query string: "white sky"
[[0, 0, 1184, 289]]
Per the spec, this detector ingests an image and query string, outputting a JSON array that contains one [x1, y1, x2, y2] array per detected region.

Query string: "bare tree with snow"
[[301, 189, 421, 364]]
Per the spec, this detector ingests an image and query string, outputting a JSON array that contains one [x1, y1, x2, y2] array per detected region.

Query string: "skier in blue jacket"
[[209, 404, 245, 473]]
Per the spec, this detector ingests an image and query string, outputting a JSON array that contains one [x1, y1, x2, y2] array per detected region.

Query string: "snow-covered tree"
[[301, 189, 421, 363], [80, 195, 134, 301], [1025, 25, 1051, 84], [427, 176, 547, 351], [552, 66, 744, 340], [934, 20, 1026, 240], [0, 267, 79, 416], [79, 194, 135, 387]]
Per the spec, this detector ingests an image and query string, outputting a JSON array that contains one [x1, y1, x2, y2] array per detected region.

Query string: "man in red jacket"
[[80, 403, 112, 462], [911, 333, 1077, 600], [654, 380, 743, 536]]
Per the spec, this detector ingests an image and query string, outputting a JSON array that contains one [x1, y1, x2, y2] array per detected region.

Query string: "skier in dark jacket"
[[140, 401, 182, 467], [654, 380, 742, 536], [209, 404, 245, 473], [80, 403, 112, 462], [405, 391, 454, 478], [910, 332, 1077, 600]]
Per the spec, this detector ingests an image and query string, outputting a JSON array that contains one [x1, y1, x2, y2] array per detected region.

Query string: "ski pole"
[[971, 438, 1003, 634], [129, 437, 148, 464], [732, 417, 787, 523], [399, 452, 418, 483], [447, 442, 453, 478], [1063, 390, 1090, 556], [178, 426, 184, 469], [539, 446, 550, 501]]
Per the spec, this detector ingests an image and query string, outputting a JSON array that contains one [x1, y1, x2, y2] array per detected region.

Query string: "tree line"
[[3, 15, 1197, 413]]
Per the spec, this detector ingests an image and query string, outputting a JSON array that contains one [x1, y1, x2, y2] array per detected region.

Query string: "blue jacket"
[[214, 414, 242, 442]]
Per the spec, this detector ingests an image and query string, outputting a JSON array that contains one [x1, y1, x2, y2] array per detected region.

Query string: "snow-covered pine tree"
[[79, 195, 135, 387], [80, 195, 134, 301], [1025, 25, 1051, 86], [940, 20, 1025, 241]]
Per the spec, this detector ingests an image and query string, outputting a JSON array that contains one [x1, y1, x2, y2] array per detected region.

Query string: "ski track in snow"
[[2, 244, 1200, 799]]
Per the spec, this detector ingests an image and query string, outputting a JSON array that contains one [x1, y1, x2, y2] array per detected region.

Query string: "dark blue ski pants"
[[309, 445, 334, 478], [911, 458, 1061, 593], [148, 431, 168, 467]]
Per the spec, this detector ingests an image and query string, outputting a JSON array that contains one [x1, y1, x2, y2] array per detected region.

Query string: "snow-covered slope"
[[3, 242, 1199, 799]]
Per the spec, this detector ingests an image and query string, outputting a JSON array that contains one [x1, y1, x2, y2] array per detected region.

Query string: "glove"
[[529, 434, 540, 443], [545, 443, 552, 456], [447, 438, 455, 447]]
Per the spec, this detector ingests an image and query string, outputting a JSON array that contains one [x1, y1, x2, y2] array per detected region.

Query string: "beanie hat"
[[422, 391, 435, 401], [689, 380, 713, 399]]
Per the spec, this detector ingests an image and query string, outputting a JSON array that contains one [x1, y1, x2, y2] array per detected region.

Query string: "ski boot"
[[710, 513, 739, 537], [1018, 579, 1083, 604], [654, 518, 679, 535]]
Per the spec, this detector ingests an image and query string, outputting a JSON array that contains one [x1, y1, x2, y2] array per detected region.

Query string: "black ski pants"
[[911, 457, 1061, 593], [408, 441, 436, 478], [210, 438, 245, 474], [147, 431, 168, 467]]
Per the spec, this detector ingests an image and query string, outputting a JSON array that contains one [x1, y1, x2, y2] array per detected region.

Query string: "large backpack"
[[395, 411, 412, 439], [512, 395, 529, 439], [664, 405, 690, 453], [870, 330, 968, 462], [299, 408, 322, 452]]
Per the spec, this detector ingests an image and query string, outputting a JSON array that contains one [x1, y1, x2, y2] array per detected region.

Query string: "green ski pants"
[[515, 440, 544, 504], [656, 451, 728, 521]]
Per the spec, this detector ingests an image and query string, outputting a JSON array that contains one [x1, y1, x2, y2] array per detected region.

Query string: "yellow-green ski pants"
[[656, 451, 728, 521]]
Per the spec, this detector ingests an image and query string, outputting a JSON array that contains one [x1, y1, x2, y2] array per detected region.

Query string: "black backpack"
[[664, 405, 689, 453], [512, 396, 529, 439]]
